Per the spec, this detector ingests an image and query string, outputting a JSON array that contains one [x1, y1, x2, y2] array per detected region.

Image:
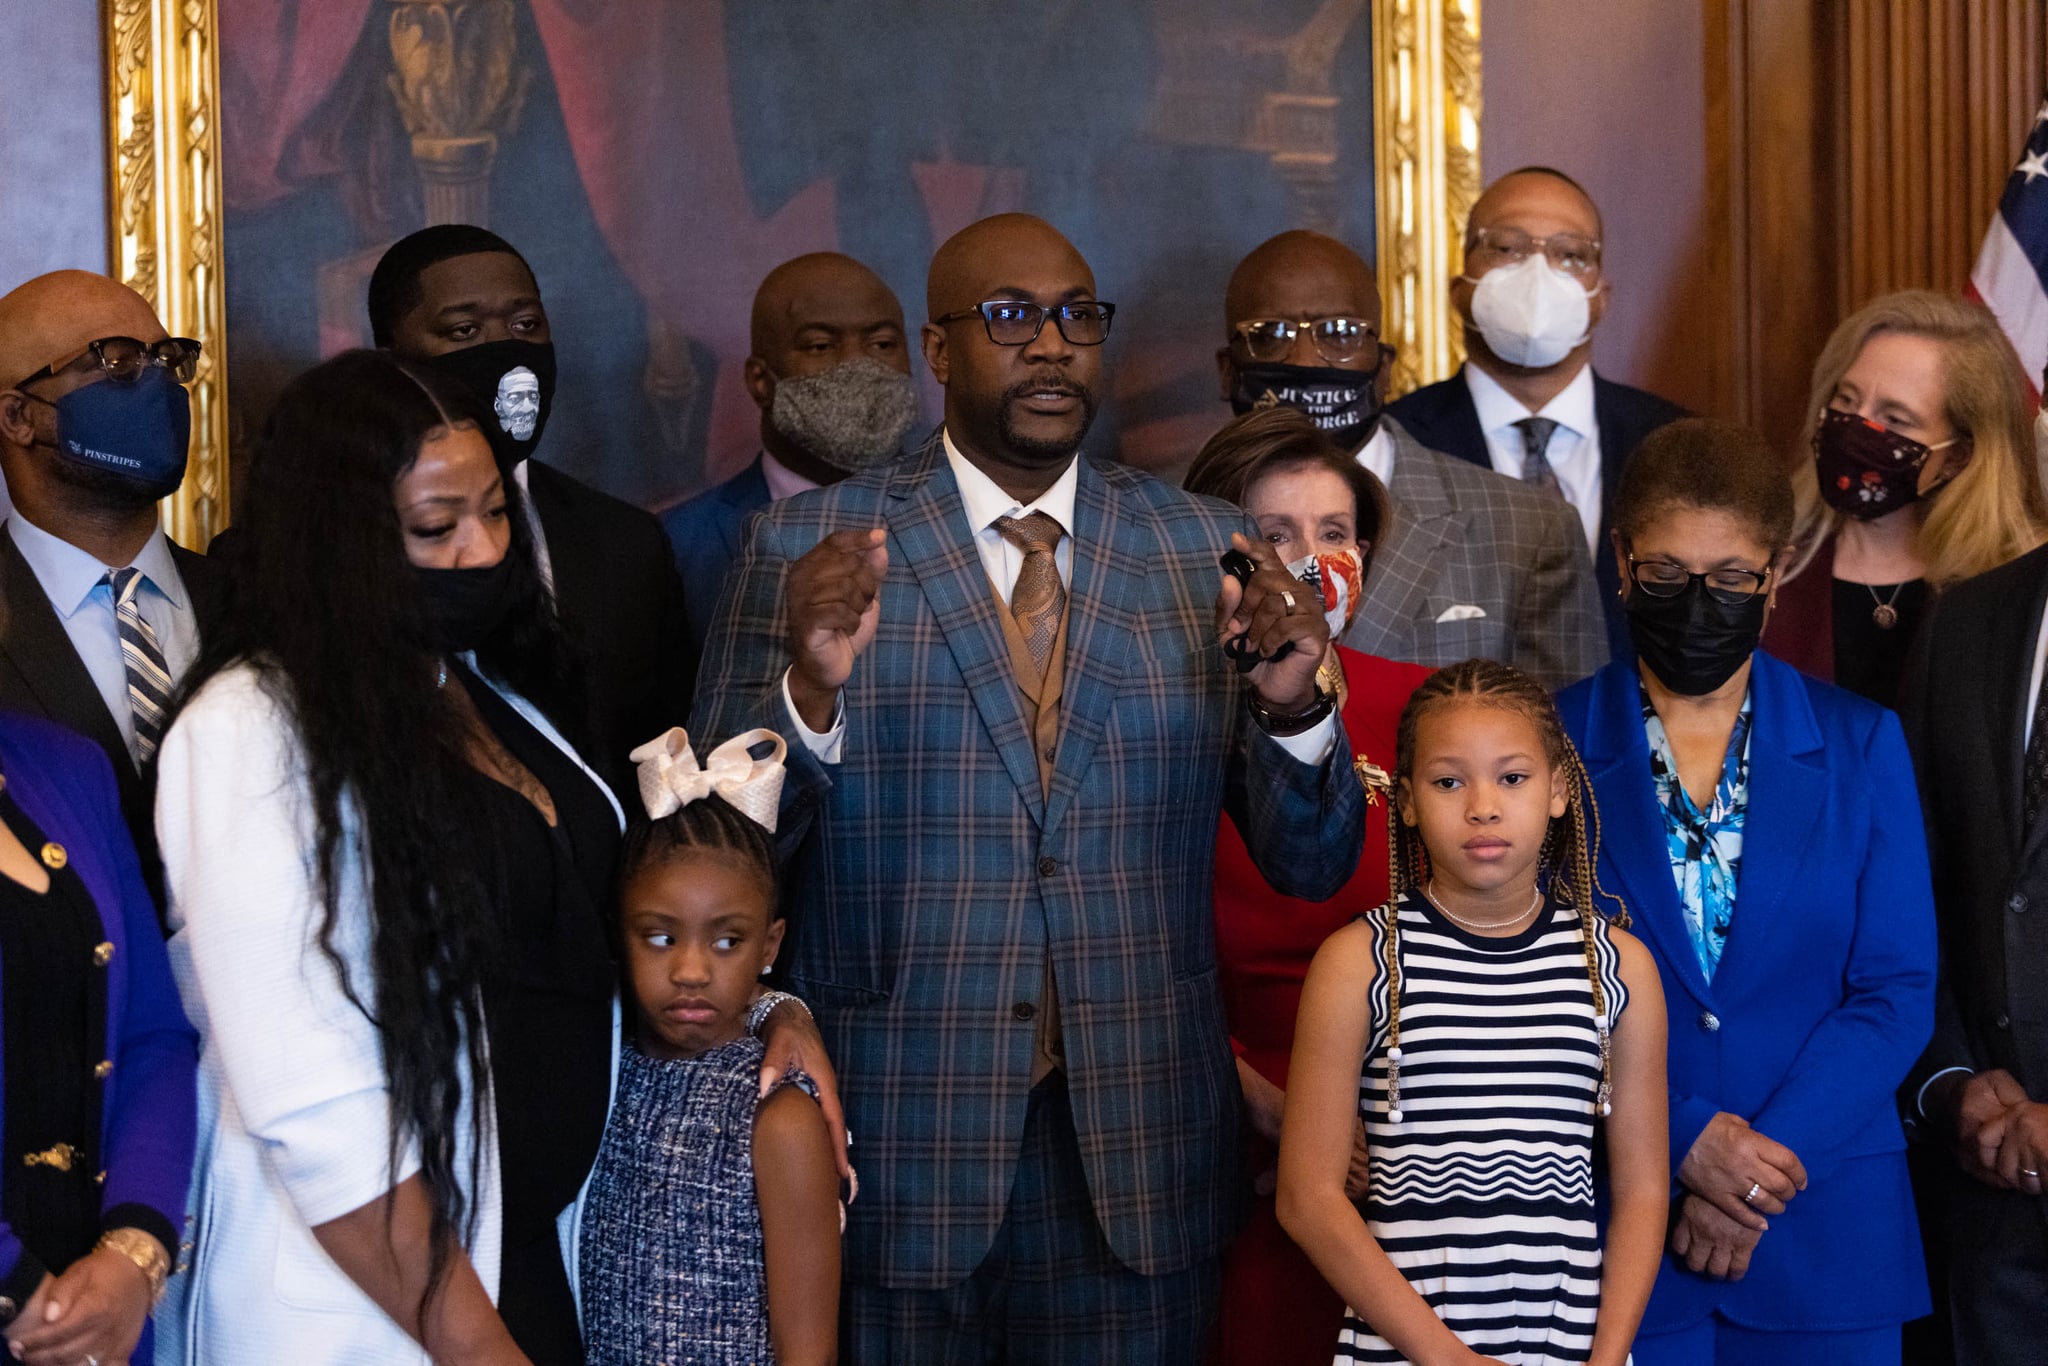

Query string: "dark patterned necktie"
[[994, 512, 1066, 675], [1514, 416, 1563, 497], [2024, 670, 2048, 831], [106, 567, 172, 767]]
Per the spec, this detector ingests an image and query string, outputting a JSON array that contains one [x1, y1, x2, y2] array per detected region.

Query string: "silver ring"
[[2023, 1168, 2041, 1179], [1280, 590, 1297, 614], [1742, 1181, 1761, 1204]]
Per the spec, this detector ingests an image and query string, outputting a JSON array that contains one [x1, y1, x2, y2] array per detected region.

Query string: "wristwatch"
[[1245, 683, 1335, 737], [96, 1227, 170, 1305]]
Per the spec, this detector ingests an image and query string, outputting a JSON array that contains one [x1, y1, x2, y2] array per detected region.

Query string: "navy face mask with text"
[[27, 366, 191, 502]]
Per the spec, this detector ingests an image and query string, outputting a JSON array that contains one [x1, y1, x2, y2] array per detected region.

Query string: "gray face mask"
[[767, 356, 921, 473]]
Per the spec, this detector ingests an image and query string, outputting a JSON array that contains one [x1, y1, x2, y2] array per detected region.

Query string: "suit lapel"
[[1713, 656, 1827, 986], [1343, 422, 1464, 658], [524, 461, 597, 618], [0, 534, 133, 775], [1042, 459, 1137, 837], [1436, 371, 1491, 468], [883, 439, 1046, 826], [2009, 565, 2048, 863], [1580, 663, 1715, 1007]]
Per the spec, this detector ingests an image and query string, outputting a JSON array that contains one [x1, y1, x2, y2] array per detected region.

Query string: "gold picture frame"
[[109, 0, 1479, 547]]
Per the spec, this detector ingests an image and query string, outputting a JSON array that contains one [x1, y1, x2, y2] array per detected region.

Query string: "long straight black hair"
[[171, 347, 580, 1309]]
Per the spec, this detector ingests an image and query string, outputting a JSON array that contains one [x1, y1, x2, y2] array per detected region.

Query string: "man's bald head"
[[920, 214, 1103, 488], [750, 252, 903, 358], [0, 271, 169, 391], [926, 214, 1094, 322], [1469, 167, 1604, 245], [1223, 231, 1382, 338]]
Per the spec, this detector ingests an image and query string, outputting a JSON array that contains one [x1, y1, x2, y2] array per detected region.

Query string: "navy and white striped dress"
[[1339, 889, 1628, 1366]]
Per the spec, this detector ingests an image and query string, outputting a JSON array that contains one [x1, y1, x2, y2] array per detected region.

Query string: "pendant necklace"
[[1423, 880, 1543, 932], [1867, 583, 1905, 630]]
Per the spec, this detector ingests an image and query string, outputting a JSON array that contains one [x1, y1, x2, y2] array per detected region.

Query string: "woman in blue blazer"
[[0, 713, 197, 1365], [1556, 420, 1935, 1365]]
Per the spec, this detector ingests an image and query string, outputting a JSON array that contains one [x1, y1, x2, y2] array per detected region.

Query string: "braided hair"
[[1378, 658, 1626, 1124], [621, 793, 780, 906]]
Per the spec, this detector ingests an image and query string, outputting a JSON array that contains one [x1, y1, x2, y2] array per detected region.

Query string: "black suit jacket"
[[1901, 543, 2048, 1110], [1898, 544, 2048, 1318], [524, 458, 694, 796], [1388, 366, 1688, 659], [0, 529, 220, 911]]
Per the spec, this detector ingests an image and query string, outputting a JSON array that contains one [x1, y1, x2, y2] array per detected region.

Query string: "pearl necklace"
[[1423, 881, 1543, 932]]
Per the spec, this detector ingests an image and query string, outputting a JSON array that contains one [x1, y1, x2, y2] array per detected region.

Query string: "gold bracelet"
[[95, 1227, 169, 1305]]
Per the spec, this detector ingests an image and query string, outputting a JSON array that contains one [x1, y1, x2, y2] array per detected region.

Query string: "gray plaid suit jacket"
[[1342, 416, 1608, 690], [693, 433, 1366, 1288]]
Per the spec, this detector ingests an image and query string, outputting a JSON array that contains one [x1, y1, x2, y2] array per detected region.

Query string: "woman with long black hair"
[[154, 348, 624, 1364]]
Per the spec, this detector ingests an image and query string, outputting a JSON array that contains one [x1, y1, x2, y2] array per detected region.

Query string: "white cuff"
[[1915, 1065, 1975, 1121], [782, 669, 845, 763], [1266, 713, 1337, 765]]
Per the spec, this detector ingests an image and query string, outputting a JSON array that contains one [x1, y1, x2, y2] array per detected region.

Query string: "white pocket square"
[[1434, 604, 1488, 623]]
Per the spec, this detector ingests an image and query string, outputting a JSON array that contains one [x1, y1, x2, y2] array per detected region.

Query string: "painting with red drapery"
[[218, 0, 1377, 510]]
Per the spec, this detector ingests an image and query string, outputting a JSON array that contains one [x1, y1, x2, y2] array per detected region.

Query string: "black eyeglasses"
[[934, 300, 1116, 347], [1232, 316, 1387, 368], [15, 336, 202, 389], [1627, 553, 1771, 605]]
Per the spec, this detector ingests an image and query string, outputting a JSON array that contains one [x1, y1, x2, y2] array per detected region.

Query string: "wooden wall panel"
[[1840, 0, 2042, 307], [1706, 0, 2045, 447]]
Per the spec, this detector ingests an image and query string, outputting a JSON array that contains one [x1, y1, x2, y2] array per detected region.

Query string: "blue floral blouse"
[[1642, 683, 1753, 981]]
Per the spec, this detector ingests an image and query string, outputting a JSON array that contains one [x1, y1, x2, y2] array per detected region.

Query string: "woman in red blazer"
[[1187, 406, 1431, 1365]]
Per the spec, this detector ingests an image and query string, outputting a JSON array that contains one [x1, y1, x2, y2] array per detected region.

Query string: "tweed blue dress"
[[579, 1035, 819, 1365]]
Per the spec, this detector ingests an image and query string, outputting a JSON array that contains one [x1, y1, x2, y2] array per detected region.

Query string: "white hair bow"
[[627, 727, 788, 832]]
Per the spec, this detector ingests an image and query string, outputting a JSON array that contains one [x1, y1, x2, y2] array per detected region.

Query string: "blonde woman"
[[1763, 290, 2048, 707]]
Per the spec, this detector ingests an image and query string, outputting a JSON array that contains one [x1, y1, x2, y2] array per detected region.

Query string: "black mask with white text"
[[1229, 361, 1384, 450]]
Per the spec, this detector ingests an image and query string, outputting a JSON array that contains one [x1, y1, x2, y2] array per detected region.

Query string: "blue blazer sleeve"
[[0, 725, 197, 1296], [84, 742, 199, 1248], [1747, 708, 1936, 1177]]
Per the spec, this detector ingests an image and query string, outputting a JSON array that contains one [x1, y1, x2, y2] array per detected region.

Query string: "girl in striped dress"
[[1278, 660, 1669, 1366]]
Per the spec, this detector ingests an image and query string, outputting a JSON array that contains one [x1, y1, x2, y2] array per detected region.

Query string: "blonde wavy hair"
[[1787, 289, 2048, 585]]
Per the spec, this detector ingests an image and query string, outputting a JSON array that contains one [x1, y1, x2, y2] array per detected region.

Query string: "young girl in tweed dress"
[[576, 728, 841, 1365], [1278, 661, 1668, 1366]]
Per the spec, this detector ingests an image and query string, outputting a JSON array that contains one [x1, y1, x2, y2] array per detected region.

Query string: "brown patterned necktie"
[[995, 512, 1067, 675]]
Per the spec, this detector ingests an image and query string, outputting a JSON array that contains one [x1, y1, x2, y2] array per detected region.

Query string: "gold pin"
[[93, 1060, 113, 1080], [22, 1144, 76, 1172], [39, 842, 66, 870], [93, 942, 115, 967]]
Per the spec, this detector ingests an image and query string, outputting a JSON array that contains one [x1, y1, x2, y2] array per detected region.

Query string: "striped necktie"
[[106, 567, 172, 767], [994, 512, 1066, 676], [1514, 416, 1563, 497]]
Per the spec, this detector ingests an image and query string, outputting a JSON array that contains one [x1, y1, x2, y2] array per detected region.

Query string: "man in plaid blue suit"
[[694, 214, 1366, 1360]]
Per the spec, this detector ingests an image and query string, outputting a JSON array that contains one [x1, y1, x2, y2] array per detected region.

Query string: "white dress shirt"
[[784, 431, 1332, 762], [5, 513, 200, 764], [1351, 423, 1395, 488], [1465, 362, 1603, 552]]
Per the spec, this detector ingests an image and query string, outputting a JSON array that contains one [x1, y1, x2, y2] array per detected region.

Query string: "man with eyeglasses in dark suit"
[[0, 270, 221, 907]]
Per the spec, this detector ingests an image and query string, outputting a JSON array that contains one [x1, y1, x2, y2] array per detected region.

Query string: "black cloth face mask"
[[414, 550, 523, 654], [1624, 577, 1767, 696], [1229, 360, 1384, 449], [417, 339, 558, 472]]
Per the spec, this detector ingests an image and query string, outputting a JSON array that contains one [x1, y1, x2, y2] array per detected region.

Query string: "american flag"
[[1970, 98, 2048, 401]]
